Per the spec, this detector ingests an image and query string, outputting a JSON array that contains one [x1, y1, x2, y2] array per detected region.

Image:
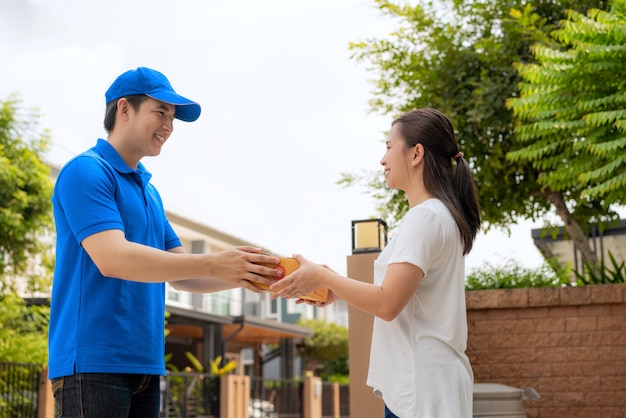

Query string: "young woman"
[[271, 108, 481, 417]]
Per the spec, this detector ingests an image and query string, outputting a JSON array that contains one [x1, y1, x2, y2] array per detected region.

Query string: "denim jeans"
[[51, 373, 160, 418], [384, 404, 400, 418]]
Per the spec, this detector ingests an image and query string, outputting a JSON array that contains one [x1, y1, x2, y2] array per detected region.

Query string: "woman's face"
[[380, 123, 412, 191]]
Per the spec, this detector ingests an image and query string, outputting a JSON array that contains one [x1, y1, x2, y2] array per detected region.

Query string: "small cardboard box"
[[257, 257, 329, 303]]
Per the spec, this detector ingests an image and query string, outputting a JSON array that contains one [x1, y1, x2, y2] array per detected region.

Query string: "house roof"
[[166, 304, 312, 347], [532, 219, 626, 271]]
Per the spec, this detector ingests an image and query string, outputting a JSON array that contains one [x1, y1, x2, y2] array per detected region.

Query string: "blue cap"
[[105, 67, 201, 122]]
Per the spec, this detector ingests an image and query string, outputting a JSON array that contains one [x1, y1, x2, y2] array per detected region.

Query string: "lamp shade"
[[351, 219, 388, 254]]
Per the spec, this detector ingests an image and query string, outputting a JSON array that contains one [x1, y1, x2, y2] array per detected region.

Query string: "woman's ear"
[[412, 143, 424, 166]]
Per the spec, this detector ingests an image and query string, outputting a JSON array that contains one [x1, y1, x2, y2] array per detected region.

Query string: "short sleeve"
[[54, 156, 124, 244], [163, 218, 182, 250], [387, 205, 446, 275]]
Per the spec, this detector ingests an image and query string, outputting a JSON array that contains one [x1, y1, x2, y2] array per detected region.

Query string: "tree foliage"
[[507, 1, 626, 209], [297, 318, 348, 379], [0, 96, 54, 365], [0, 294, 49, 363], [0, 95, 54, 295], [345, 0, 612, 267]]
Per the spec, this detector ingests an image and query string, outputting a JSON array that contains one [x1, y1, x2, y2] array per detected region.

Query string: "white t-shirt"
[[366, 199, 473, 418]]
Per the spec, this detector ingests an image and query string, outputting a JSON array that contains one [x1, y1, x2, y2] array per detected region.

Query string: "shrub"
[[465, 258, 570, 290], [574, 252, 625, 285]]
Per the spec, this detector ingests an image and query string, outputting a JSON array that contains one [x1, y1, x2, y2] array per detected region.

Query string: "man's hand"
[[268, 254, 328, 298], [207, 246, 282, 293]]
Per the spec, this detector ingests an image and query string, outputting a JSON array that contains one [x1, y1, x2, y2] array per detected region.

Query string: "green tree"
[[0, 96, 53, 365], [345, 0, 610, 267], [507, 1, 626, 267], [0, 293, 49, 363], [297, 319, 349, 380], [0, 95, 54, 295]]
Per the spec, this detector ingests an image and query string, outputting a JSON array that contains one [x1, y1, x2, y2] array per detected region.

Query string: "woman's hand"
[[295, 289, 339, 307], [269, 254, 331, 300]]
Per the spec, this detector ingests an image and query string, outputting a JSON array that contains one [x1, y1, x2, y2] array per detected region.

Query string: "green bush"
[[326, 373, 350, 385], [0, 294, 49, 364], [465, 258, 570, 290]]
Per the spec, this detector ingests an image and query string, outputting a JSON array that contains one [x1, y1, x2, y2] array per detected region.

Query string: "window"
[[286, 298, 304, 315], [167, 290, 179, 302], [203, 291, 231, 316], [264, 293, 279, 319]]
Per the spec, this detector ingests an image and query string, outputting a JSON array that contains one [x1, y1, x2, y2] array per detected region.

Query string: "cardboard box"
[[257, 257, 329, 303]]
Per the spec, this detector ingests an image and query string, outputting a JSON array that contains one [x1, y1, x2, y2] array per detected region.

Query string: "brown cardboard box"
[[257, 257, 329, 303]]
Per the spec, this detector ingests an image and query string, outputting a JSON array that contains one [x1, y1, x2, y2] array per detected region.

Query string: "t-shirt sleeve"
[[55, 156, 125, 244], [387, 206, 445, 275], [163, 218, 182, 250]]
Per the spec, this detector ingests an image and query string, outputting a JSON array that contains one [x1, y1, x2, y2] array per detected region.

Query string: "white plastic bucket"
[[473, 383, 528, 417]]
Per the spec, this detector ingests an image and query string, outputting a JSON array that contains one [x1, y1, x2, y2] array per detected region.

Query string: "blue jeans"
[[385, 404, 400, 418], [51, 373, 160, 418]]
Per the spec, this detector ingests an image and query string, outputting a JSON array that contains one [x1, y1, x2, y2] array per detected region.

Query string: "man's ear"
[[116, 98, 131, 121]]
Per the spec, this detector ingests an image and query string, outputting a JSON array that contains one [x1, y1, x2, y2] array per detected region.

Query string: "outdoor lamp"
[[351, 219, 388, 254]]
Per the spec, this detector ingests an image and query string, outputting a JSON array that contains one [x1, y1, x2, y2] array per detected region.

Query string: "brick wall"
[[466, 283, 626, 418]]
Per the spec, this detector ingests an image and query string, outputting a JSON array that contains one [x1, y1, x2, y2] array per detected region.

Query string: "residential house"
[[532, 218, 626, 274], [164, 211, 341, 380]]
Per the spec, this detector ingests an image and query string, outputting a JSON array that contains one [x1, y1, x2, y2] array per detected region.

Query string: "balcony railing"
[[160, 373, 302, 418]]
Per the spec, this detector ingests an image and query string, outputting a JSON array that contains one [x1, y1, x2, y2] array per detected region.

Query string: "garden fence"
[[0, 362, 42, 418]]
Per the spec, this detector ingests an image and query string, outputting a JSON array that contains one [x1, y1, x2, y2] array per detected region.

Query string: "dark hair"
[[103, 95, 150, 133], [392, 108, 481, 255]]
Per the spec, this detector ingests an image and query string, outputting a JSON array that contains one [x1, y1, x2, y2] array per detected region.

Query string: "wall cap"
[[466, 283, 626, 310]]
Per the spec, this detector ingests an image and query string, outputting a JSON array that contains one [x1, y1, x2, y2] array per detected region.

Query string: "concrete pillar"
[[332, 382, 340, 418], [303, 375, 322, 418], [38, 367, 54, 418], [347, 252, 384, 418], [220, 374, 250, 418]]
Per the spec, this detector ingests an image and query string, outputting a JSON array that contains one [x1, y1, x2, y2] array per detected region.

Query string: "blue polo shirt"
[[48, 139, 182, 379]]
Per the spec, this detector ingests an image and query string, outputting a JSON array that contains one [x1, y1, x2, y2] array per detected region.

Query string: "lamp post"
[[351, 219, 388, 254], [347, 219, 387, 418]]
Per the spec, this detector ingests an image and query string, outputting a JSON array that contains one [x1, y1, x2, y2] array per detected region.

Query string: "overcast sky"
[[1, 0, 550, 275]]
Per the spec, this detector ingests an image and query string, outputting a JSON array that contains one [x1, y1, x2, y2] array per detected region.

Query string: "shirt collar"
[[94, 138, 153, 185]]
